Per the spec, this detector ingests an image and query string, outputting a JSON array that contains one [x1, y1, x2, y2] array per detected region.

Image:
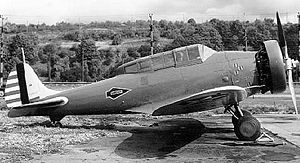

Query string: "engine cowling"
[[263, 40, 286, 93]]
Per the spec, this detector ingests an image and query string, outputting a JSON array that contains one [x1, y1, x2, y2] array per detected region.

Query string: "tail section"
[[5, 69, 21, 107], [5, 63, 59, 108]]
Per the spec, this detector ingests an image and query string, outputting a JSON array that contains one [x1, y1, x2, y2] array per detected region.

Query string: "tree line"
[[2, 18, 299, 82]]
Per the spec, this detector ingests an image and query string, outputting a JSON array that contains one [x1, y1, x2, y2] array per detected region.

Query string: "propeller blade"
[[276, 12, 289, 59], [277, 12, 298, 117], [288, 68, 298, 116], [276, 12, 286, 49]]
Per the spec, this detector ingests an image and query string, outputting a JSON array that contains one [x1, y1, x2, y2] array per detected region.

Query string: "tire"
[[232, 109, 252, 126], [234, 116, 261, 141], [54, 121, 63, 128]]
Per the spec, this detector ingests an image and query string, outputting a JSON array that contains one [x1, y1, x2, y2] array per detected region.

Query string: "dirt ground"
[[1, 111, 300, 163]]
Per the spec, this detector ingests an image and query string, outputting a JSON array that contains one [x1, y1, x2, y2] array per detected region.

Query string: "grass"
[[0, 113, 127, 162]]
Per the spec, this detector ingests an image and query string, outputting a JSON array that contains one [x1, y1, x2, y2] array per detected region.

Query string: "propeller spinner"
[[276, 12, 298, 116]]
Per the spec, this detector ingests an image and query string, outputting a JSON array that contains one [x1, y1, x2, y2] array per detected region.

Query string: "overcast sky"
[[1, 0, 299, 24]]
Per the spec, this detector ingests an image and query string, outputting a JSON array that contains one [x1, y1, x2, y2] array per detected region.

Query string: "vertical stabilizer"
[[5, 63, 59, 108]]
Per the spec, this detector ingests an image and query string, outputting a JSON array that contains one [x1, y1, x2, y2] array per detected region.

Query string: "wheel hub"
[[239, 120, 257, 138]]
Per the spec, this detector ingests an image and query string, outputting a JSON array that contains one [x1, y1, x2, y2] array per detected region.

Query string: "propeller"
[[276, 12, 298, 116]]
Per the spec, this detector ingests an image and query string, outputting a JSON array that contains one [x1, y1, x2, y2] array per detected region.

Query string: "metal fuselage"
[[41, 51, 257, 118]]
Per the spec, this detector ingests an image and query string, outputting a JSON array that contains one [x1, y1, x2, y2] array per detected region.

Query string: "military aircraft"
[[4, 13, 298, 141]]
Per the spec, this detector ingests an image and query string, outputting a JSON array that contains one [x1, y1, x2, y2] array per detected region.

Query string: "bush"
[[111, 34, 122, 45], [32, 63, 48, 77]]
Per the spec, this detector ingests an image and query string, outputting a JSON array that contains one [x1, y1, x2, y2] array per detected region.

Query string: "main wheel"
[[234, 116, 261, 141], [232, 109, 252, 126]]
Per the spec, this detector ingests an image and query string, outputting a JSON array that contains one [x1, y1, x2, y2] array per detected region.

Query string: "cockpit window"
[[187, 45, 201, 61], [139, 59, 152, 72], [124, 63, 138, 73], [174, 48, 188, 63], [163, 51, 175, 68], [152, 55, 164, 70], [117, 44, 216, 75], [199, 44, 216, 62]]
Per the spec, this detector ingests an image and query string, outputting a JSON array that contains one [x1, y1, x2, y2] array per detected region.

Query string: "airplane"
[[3, 12, 298, 141]]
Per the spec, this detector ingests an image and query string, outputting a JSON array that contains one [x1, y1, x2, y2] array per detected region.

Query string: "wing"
[[152, 86, 248, 116], [8, 97, 68, 118]]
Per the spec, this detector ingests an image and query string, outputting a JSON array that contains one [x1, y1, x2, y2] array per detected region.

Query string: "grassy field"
[[0, 112, 132, 162], [241, 86, 300, 114]]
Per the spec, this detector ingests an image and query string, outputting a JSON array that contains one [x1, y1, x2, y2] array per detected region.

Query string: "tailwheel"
[[234, 116, 261, 141], [54, 121, 63, 128], [50, 116, 64, 128]]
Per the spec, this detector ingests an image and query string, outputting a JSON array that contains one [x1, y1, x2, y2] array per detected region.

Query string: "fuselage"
[[43, 50, 258, 117]]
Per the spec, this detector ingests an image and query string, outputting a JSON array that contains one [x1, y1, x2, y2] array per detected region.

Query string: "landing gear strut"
[[225, 104, 261, 141]]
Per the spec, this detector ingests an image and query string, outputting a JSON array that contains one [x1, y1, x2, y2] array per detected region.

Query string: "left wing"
[[152, 86, 248, 116]]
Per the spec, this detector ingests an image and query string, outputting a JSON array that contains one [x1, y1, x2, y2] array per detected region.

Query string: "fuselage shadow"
[[15, 117, 243, 159], [114, 118, 236, 159]]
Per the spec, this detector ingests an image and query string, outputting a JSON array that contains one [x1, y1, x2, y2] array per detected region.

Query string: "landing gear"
[[231, 109, 252, 126], [53, 121, 63, 128], [234, 116, 261, 140], [225, 104, 261, 141], [49, 116, 64, 128]]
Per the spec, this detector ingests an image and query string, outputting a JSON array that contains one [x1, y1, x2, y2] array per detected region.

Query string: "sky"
[[0, 0, 299, 24]]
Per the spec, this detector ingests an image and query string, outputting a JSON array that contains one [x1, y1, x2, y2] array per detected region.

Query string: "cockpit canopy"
[[116, 44, 216, 75]]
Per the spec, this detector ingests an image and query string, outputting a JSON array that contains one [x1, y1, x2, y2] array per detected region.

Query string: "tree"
[[112, 33, 122, 45], [75, 39, 97, 81], [127, 47, 140, 59], [7, 33, 39, 64], [263, 18, 277, 39], [42, 44, 57, 60], [76, 39, 97, 63], [137, 44, 163, 57], [182, 24, 196, 38], [152, 27, 161, 42], [187, 18, 196, 26], [209, 19, 231, 50], [42, 43, 58, 81], [158, 20, 171, 38], [63, 31, 80, 41], [168, 23, 223, 51], [284, 23, 299, 60], [61, 67, 81, 82], [99, 48, 115, 66], [245, 25, 259, 50], [164, 34, 187, 50]]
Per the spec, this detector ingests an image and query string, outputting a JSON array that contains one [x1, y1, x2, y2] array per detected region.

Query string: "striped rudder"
[[4, 63, 59, 108], [5, 70, 22, 107]]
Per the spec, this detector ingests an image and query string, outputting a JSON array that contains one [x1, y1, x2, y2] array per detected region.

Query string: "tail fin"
[[5, 63, 59, 108]]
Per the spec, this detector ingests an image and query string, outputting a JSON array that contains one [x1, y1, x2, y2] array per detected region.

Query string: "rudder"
[[5, 69, 22, 107]]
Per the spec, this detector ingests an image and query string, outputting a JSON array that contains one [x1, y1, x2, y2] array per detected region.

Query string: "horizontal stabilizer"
[[8, 96, 68, 118]]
